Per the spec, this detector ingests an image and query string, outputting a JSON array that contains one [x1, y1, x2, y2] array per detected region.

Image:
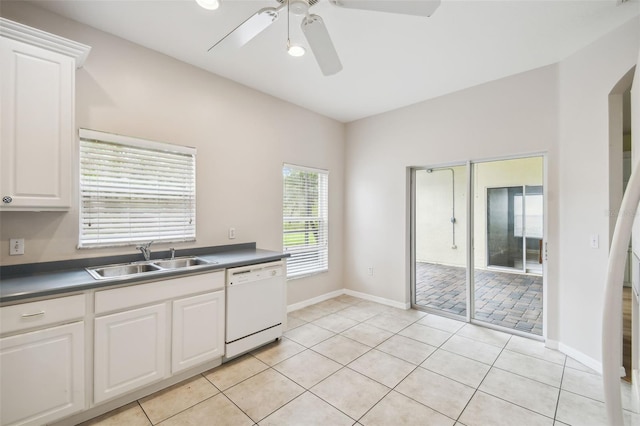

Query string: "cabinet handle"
[[2, 196, 12, 204], [21, 311, 45, 318]]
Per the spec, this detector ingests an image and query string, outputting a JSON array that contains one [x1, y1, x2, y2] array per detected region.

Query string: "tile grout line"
[[452, 333, 513, 424], [279, 301, 387, 423], [553, 355, 568, 423], [91, 296, 594, 425], [135, 400, 154, 426], [490, 348, 566, 389], [285, 304, 426, 424], [453, 334, 561, 424], [353, 319, 460, 425], [356, 313, 455, 423]]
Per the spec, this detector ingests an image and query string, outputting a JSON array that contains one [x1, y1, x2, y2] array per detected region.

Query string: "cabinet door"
[[0, 322, 84, 426], [0, 37, 74, 210], [94, 304, 167, 404], [172, 291, 225, 373]]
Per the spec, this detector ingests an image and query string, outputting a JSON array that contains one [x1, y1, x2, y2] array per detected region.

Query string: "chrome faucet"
[[136, 241, 154, 261]]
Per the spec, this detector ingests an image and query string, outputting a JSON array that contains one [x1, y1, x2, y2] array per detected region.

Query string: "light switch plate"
[[10, 238, 24, 255]]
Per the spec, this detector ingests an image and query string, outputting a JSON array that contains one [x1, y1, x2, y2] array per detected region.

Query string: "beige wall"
[[1, 1, 638, 368], [344, 17, 639, 365], [0, 2, 346, 306], [556, 18, 639, 362], [345, 64, 559, 309]]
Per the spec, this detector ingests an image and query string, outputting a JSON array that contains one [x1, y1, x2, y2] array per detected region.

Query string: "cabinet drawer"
[[1, 294, 85, 335], [95, 271, 224, 315]]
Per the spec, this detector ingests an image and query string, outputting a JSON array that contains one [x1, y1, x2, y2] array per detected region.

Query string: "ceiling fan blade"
[[208, 7, 280, 51], [330, 0, 441, 17], [301, 14, 343, 76]]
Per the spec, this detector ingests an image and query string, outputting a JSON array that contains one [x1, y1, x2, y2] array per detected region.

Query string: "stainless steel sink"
[[152, 256, 212, 269], [86, 256, 216, 280], [87, 262, 162, 280]]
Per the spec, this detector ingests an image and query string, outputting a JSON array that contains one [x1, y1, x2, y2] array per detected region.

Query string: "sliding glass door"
[[412, 156, 545, 336], [486, 185, 543, 274], [472, 158, 544, 335], [412, 165, 467, 319]]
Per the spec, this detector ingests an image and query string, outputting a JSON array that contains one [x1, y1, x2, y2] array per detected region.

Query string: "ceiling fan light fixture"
[[196, 0, 220, 10], [289, 0, 309, 15], [287, 43, 306, 57]]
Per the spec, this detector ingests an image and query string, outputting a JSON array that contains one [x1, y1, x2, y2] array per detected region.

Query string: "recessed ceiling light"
[[196, 0, 220, 11]]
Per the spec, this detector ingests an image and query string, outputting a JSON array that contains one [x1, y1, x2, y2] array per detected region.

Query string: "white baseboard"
[[287, 289, 345, 312], [343, 289, 410, 310], [557, 342, 603, 375], [547, 340, 625, 377], [544, 338, 559, 350], [287, 288, 410, 313], [633, 370, 640, 407]]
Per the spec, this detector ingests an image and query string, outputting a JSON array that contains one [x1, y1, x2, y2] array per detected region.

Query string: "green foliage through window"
[[283, 165, 328, 278]]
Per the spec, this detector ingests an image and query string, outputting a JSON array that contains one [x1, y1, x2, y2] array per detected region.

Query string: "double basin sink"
[[86, 256, 216, 280]]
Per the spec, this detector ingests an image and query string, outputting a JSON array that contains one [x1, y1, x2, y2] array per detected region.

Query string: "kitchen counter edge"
[[0, 243, 290, 304]]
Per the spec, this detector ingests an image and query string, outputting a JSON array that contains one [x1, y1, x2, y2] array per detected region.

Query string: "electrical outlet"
[[10, 238, 24, 255], [368, 267, 374, 276], [228, 227, 236, 239], [590, 234, 599, 249]]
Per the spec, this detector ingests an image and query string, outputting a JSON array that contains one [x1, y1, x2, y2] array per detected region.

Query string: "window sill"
[[287, 268, 328, 281]]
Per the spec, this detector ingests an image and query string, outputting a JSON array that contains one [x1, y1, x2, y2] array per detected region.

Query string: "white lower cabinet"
[[172, 290, 225, 373], [93, 304, 167, 404], [0, 321, 85, 426], [92, 271, 225, 405]]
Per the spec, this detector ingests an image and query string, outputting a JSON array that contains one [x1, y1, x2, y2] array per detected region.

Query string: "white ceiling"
[[29, 0, 640, 122]]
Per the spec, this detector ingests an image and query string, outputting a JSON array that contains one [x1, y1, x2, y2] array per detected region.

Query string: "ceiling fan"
[[201, 0, 441, 76]]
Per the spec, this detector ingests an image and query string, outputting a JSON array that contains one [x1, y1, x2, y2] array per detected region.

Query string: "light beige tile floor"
[[81, 295, 640, 426]]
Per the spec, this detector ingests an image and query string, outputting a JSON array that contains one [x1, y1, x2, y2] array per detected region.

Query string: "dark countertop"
[[0, 243, 289, 304]]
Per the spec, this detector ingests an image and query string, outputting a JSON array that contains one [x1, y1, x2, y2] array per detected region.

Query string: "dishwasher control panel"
[[226, 261, 284, 285]]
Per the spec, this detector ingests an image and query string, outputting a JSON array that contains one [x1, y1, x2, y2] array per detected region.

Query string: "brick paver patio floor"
[[415, 262, 543, 335]]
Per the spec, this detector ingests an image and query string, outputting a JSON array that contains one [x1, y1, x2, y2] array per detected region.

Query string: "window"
[[283, 164, 329, 278], [79, 129, 196, 248]]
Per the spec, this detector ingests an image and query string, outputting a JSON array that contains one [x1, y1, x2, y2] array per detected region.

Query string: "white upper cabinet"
[[0, 18, 90, 211]]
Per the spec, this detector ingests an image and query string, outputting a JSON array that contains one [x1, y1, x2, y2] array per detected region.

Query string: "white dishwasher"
[[225, 260, 286, 358]]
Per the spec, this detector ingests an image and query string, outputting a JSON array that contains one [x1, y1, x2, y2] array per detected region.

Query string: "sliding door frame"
[[410, 153, 548, 340], [409, 162, 470, 322]]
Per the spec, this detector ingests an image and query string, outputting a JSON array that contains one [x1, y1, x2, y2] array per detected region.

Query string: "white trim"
[[50, 357, 222, 426], [283, 163, 329, 175], [287, 288, 410, 313], [0, 17, 91, 67], [79, 128, 196, 155], [344, 289, 410, 310], [558, 342, 602, 374], [602, 143, 640, 424], [544, 338, 559, 350], [287, 289, 344, 312], [634, 370, 640, 406]]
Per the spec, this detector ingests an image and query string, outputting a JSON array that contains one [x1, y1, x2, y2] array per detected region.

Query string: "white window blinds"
[[283, 164, 329, 278], [79, 129, 196, 248]]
